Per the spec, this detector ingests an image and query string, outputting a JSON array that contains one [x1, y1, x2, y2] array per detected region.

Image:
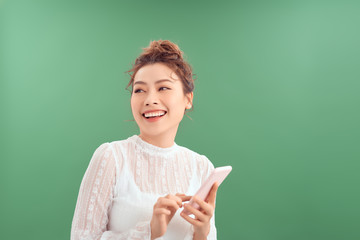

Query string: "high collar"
[[130, 135, 179, 155]]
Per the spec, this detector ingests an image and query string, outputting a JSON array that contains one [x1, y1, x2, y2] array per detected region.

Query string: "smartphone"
[[182, 166, 232, 215]]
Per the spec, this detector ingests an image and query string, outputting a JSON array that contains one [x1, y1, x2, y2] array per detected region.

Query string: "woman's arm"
[[71, 143, 152, 240], [181, 155, 218, 240]]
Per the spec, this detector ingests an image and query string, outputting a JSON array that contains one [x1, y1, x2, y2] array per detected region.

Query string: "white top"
[[71, 135, 217, 240]]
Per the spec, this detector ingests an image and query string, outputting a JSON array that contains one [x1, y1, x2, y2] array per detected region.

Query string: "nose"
[[144, 91, 159, 106]]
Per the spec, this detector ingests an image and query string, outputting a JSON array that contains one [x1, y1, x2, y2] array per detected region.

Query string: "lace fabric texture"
[[71, 135, 216, 240]]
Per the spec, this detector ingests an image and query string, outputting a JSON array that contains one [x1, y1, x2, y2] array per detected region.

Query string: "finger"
[[183, 202, 207, 222], [193, 196, 213, 216], [154, 208, 171, 215], [180, 211, 201, 227], [157, 197, 181, 210], [165, 195, 183, 207], [175, 193, 192, 201], [205, 182, 219, 206], [178, 195, 192, 202]]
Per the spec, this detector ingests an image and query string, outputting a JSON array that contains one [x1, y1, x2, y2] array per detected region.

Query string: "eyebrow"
[[133, 79, 174, 86]]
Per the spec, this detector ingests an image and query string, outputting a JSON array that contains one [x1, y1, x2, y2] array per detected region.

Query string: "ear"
[[185, 92, 193, 109]]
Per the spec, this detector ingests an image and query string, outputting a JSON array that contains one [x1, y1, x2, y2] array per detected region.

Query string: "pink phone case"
[[182, 166, 232, 215]]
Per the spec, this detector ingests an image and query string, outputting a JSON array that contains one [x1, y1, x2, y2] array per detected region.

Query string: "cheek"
[[130, 97, 139, 113], [167, 96, 187, 114]]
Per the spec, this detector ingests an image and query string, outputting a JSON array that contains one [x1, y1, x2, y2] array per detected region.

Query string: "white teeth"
[[144, 111, 166, 118]]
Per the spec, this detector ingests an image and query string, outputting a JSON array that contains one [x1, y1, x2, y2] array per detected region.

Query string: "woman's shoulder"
[[105, 135, 137, 152], [177, 145, 214, 170], [91, 141, 111, 158], [89, 137, 136, 176], [90, 136, 134, 162]]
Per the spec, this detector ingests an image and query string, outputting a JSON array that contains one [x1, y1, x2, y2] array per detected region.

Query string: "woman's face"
[[131, 63, 193, 140]]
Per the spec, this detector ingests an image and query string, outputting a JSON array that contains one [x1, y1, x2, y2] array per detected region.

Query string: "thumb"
[[206, 182, 219, 206]]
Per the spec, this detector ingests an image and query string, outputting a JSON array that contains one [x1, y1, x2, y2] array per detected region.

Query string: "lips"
[[142, 110, 167, 119]]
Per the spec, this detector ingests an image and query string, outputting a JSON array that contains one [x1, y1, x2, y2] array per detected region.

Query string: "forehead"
[[134, 63, 180, 83]]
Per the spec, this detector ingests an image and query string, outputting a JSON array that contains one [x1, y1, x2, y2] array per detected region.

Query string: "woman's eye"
[[159, 87, 170, 91], [134, 89, 144, 93]]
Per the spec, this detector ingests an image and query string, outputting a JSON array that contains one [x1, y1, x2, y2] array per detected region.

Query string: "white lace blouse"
[[71, 135, 217, 240]]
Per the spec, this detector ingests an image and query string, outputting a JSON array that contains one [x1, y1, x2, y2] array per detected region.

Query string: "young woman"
[[71, 40, 218, 240]]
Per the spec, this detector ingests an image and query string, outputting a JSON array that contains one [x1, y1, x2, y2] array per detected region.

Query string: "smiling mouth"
[[142, 111, 167, 119]]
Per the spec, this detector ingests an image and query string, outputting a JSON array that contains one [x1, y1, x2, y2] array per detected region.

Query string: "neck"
[[139, 129, 177, 148]]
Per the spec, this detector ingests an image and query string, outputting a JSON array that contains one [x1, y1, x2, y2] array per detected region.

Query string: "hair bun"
[[143, 40, 184, 62]]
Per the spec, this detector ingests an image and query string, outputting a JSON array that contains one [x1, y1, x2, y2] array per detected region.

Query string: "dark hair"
[[126, 40, 195, 94]]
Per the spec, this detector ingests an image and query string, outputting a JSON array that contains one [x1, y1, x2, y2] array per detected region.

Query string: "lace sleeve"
[[199, 155, 215, 185], [71, 143, 152, 240], [199, 155, 217, 240]]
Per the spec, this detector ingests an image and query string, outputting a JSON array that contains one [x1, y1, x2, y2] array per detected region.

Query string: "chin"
[[142, 130, 166, 138]]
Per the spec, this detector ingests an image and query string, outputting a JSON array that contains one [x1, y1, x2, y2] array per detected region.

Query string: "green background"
[[1, 0, 359, 239]]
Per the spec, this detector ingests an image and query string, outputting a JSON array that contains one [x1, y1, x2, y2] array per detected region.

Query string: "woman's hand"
[[180, 183, 219, 240], [150, 193, 191, 240]]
